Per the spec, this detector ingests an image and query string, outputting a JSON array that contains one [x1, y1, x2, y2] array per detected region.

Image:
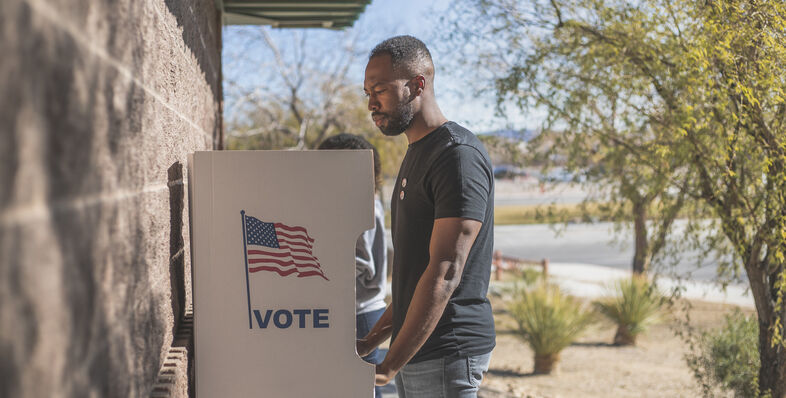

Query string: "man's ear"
[[408, 75, 426, 99], [413, 75, 426, 95]]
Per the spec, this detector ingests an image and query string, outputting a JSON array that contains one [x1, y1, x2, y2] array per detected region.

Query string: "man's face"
[[364, 54, 415, 136]]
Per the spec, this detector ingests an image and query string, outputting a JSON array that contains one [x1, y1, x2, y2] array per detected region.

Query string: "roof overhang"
[[217, 1, 371, 28]]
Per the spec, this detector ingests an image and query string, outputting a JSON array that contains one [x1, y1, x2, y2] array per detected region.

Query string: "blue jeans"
[[357, 308, 386, 398], [395, 352, 492, 398]]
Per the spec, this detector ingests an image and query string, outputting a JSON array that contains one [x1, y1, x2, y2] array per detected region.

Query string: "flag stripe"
[[278, 239, 314, 251], [248, 256, 319, 267], [277, 232, 314, 245], [247, 249, 316, 261], [277, 229, 314, 242], [249, 266, 299, 276], [248, 258, 320, 269], [278, 235, 311, 244], [275, 222, 313, 237], [249, 261, 328, 278], [278, 244, 313, 255], [297, 270, 329, 280], [248, 244, 317, 258]]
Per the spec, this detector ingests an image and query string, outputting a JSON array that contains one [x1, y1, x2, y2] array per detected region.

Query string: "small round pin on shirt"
[[399, 191, 405, 200], [402, 178, 407, 188]]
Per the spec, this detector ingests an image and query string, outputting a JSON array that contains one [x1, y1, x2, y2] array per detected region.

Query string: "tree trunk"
[[632, 200, 650, 275], [613, 325, 636, 346], [747, 260, 786, 397], [757, 315, 786, 397], [533, 353, 560, 374]]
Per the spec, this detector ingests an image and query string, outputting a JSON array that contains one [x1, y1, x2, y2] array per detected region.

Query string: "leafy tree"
[[444, 0, 694, 275], [448, 0, 786, 393], [223, 27, 407, 179], [684, 3, 786, 393]]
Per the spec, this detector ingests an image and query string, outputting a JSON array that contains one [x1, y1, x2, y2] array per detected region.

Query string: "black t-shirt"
[[390, 121, 496, 363]]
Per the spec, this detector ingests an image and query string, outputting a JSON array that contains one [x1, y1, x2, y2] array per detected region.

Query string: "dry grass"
[[494, 203, 609, 226]]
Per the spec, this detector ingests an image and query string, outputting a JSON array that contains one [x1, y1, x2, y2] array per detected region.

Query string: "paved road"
[[494, 220, 729, 282], [387, 220, 729, 282]]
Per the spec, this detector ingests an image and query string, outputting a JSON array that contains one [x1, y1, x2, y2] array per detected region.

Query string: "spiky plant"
[[593, 276, 664, 346], [509, 284, 596, 374]]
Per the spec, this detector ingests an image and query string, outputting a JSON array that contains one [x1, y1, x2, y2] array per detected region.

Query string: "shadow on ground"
[[570, 341, 617, 347]]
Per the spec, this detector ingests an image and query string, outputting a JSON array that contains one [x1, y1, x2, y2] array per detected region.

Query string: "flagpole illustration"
[[240, 210, 253, 329]]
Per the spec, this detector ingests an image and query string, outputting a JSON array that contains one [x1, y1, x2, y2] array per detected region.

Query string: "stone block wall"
[[0, 0, 221, 396]]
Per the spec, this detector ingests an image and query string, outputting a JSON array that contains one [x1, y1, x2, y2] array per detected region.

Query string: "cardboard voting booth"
[[189, 150, 376, 397]]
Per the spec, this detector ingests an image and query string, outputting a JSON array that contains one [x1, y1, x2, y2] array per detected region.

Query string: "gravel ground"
[[478, 297, 751, 398]]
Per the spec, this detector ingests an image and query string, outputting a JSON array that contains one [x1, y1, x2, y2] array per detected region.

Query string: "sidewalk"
[[491, 262, 754, 308]]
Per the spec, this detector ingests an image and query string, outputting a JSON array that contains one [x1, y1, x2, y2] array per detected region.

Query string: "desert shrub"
[[492, 268, 542, 299], [518, 266, 543, 287], [509, 284, 595, 374], [686, 310, 761, 398], [593, 276, 665, 345]]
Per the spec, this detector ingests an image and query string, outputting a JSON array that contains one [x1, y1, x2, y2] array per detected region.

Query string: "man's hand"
[[374, 362, 397, 386], [356, 306, 394, 359], [356, 338, 374, 358]]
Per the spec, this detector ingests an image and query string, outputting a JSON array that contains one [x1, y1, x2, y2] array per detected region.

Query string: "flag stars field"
[[242, 213, 328, 280]]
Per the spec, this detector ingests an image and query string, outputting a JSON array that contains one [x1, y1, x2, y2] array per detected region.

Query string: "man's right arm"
[[356, 305, 394, 357]]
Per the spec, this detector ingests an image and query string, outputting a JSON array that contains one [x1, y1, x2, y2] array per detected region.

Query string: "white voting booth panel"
[[189, 150, 375, 397]]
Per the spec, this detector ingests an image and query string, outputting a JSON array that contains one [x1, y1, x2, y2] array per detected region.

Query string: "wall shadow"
[[168, 162, 186, 330], [163, 0, 221, 102]]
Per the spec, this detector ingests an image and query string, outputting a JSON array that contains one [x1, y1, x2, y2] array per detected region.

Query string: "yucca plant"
[[593, 276, 664, 346], [509, 284, 595, 374]]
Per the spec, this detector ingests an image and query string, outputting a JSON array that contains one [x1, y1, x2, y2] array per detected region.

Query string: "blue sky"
[[222, 0, 535, 133]]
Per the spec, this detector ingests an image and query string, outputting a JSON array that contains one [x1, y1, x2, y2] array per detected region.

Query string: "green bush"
[[686, 310, 761, 398], [518, 267, 544, 287], [509, 284, 595, 374], [593, 276, 665, 345]]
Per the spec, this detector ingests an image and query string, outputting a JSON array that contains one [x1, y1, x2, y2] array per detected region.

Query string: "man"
[[357, 35, 496, 398]]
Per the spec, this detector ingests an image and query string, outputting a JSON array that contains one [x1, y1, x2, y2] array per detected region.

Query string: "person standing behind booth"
[[356, 35, 496, 398], [318, 134, 388, 398]]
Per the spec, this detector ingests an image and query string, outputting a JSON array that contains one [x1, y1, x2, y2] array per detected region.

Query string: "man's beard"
[[376, 101, 415, 136]]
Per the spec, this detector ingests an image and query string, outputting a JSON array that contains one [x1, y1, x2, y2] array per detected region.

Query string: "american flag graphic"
[[242, 213, 328, 281]]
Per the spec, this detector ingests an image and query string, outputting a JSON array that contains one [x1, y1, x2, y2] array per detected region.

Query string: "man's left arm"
[[373, 217, 481, 385]]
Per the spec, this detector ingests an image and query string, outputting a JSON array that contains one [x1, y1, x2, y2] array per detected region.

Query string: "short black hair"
[[369, 35, 433, 77], [317, 133, 382, 193]]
